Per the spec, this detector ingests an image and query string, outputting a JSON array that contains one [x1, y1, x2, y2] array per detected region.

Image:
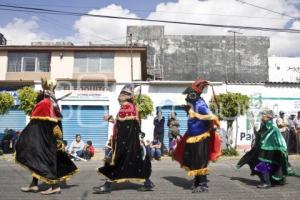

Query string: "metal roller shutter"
[[159, 105, 188, 148], [0, 108, 26, 141], [62, 105, 109, 148]]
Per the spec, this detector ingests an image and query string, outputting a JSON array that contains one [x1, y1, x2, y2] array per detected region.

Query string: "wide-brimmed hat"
[[260, 110, 274, 118]]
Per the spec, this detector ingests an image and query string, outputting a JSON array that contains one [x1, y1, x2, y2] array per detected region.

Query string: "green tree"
[[0, 93, 14, 115], [17, 86, 38, 115], [133, 94, 154, 119], [210, 92, 250, 149]]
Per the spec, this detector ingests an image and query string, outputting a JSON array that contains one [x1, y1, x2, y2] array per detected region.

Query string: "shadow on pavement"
[[162, 176, 193, 190], [230, 176, 259, 186], [112, 182, 143, 190], [292, 174, 300, 178]]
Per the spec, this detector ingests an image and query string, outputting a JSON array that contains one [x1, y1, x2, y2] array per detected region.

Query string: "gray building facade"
[[127, 26, 270, 82]]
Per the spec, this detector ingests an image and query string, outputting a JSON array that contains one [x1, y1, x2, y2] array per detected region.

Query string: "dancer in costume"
[[15, 78, 78, 195], [94, 84, 154, 194], [174, 77, 221, 193], [237, 110, 295, 189]]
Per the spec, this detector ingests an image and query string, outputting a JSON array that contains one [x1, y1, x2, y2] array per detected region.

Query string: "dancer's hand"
[[104, 115, 114, 123]]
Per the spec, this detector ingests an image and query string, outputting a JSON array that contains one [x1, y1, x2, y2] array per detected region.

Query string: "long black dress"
[[15, 98, 78, 184], [98, 102, 151, 183]]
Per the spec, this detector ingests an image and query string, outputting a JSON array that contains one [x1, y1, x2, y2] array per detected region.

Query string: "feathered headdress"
[[41, 77, 57, 98], [41, 77, 56, 92]]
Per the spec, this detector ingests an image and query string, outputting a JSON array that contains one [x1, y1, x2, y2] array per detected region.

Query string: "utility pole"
[[228, 30, 242, 80], [129, 33, 133, 81]]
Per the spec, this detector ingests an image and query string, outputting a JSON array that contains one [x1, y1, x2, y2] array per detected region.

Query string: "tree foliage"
[[210, 92, 250, 149], [0, 93, 14, 115], [210, 92, 250, 124], [17, 86, 38, 115], [133, 94, 154, 119], [221, 147, 239, 156]]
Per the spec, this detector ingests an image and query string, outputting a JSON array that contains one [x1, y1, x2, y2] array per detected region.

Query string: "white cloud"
[[149, 0, 296, 35], [269, 21, 300, 56], [0, 17, 49, 45], [69, 4, 142, 44]]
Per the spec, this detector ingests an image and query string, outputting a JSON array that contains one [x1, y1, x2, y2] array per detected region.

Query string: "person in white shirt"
[[69, 134, 85, 159], [276, 111, 289, 143]]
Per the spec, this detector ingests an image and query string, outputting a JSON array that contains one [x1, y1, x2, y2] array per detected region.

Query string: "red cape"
[[173, 119, 222, 166], [31, 98, 59, 121]]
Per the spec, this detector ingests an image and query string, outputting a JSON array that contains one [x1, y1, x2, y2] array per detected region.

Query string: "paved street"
[[0, 155, 300, 200]]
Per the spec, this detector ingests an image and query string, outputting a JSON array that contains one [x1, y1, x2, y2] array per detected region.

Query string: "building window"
[[74, 52, 114, 73], [7, 52, 50, 72]]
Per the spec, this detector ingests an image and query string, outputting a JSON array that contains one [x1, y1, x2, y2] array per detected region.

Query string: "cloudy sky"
[[1, 0, 300, 56]]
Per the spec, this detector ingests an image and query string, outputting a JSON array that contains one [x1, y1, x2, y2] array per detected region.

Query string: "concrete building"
[[127, 26, 269, 82], [0, 43, 147, 147]]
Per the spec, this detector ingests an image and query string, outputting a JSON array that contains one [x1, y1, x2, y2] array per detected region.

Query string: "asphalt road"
[[0, 155, 300, 200]]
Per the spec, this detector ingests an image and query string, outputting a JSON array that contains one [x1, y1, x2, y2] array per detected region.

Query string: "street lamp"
[[228, 30, 243, 80]]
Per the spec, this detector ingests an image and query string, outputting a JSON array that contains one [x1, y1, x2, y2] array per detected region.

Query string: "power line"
[[235, 0, 299, 20], [1, 3, 300, 33], [0, 1, 290, 21]]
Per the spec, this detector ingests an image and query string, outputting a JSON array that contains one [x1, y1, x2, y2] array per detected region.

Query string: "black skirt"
[[15, 119, 78, 184], [98, 120, 151, 183], [182, 136, 210, 176]]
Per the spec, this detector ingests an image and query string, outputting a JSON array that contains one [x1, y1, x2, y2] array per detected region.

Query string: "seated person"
[[69, 134, 85, 160], [144, 139, 151, 158], [62, 140, 69, 152], [150, 136, 162, 160], [104, 135, 113, 163], [83, 140, 95, 160]]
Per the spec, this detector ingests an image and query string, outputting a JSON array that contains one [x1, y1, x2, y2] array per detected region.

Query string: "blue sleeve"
[[195, 99, 210, 115]]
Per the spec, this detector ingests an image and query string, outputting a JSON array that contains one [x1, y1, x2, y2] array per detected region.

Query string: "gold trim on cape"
[[183, 166, 209, 176], [116, 115, 139, 121], [97, 170, 145, 183], [53, 125, 63, 139], [186, 132, 210, 143], [30, 116, 58, 123], [15, 157, 79, 185]]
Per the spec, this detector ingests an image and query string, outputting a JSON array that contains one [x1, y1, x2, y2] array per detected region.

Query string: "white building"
[[0, 43, 146, 147], [269, 56, 300, 82]]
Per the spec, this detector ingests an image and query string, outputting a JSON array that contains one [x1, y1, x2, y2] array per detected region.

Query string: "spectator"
[[167, 112, 180, 150], [83, 140, 95, 160], [13, 131, 21, 152], [62, 140, 69, 152], [276, 111, 289, 143], [104, 135, 113, 163], [69, 134, 85, 159], [294, 111, 300, 154], [150, 135, 162, 160], [153, 110, 165, 154], [144, 139, 152, 159], [287, 114, 297, 153], [1, 128, 16, 153]]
